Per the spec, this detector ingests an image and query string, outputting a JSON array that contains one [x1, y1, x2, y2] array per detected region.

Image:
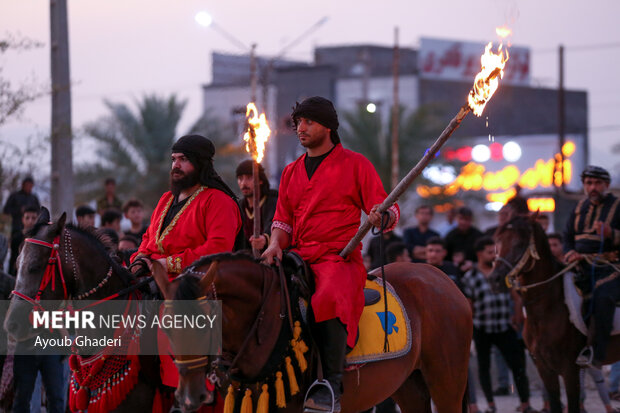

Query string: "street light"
[[195, 11, 249, 52]]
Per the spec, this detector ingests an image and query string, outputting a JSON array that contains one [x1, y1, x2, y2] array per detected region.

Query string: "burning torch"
[[243, 103, 271, 257], [340, 29, 511, 257]]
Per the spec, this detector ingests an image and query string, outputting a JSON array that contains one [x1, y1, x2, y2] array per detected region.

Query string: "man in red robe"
[[130, 134, 241, 408], [263, 97, 399, 412], [131, 134, 241, 279]]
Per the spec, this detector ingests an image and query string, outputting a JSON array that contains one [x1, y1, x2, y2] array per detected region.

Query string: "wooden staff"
[[340, 104, 472, 257], [248, 125, 262, 258]]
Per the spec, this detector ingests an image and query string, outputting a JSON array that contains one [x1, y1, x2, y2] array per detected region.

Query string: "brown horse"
[[4, 208, 158, 412], [150, 252, 472, 413], [489, 214, 620, 413]]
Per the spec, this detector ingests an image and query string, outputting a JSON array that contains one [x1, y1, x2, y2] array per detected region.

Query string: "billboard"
[[419, 37, 530, 86]]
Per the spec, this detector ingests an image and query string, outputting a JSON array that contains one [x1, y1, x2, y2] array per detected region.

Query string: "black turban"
[[291, 96, 340, 144], [171, 135, 237, 199]]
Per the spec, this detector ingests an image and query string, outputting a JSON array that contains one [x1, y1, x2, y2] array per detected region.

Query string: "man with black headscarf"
[[131, 135, 241, 278], [130, 135, 241, 394], [262, 96, 400, 412], [236, 159, 278, 251]]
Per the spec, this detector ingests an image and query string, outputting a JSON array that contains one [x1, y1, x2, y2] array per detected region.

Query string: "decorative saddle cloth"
[[346, 277, 411, 365], [563, 272, 620, 336]]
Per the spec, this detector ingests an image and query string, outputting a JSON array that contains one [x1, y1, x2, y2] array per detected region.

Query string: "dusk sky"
[[2, 0, 619, 176]]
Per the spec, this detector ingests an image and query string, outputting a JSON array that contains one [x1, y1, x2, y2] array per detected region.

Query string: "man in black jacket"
[[236, 160, 278, 252]]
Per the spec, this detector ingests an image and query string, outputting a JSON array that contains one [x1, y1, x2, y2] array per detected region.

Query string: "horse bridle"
[[11, 235, 70, 307], [495, 232, 540, 291], [495, 226, 580, 293]]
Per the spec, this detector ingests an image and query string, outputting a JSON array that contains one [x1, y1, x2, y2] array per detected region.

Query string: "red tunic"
[[131, 186, 240, 390], [273, 144, 399, 348], [132, 186, 241, 279]]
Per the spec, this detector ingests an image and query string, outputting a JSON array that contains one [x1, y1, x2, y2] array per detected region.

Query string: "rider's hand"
[[593, 221, 612, 239], [368, 205, 394, 229], [564, 250, 582, 263], [261, 243, 282, 265], [250, 234, 267, 251]]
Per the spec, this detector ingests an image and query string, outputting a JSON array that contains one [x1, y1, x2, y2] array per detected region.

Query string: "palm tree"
[[76, 94, 187, 209]]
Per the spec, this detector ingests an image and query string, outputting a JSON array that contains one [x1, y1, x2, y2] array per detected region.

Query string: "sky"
[[1, 0, 620, 179]]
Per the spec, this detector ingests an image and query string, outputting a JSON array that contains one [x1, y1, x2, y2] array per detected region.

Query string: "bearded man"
[[565, 166, 620, 368], [262, 96, 399, 412], [131, 135, 241, 278]]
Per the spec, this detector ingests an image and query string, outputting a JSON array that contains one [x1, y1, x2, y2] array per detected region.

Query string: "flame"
[[243, 102, 271, 163], [496, 26, 512, 39], [467, 37, 510, 117]]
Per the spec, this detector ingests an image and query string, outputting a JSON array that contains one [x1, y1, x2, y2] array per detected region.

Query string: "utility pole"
[[558, 44, 566, 193], [391, 27, 400, 190], [250, 43, 258, 104], [50, 0, 74, 217]]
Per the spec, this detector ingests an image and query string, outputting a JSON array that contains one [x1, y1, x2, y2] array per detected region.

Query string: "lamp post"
[[194, 11, 249, 52]]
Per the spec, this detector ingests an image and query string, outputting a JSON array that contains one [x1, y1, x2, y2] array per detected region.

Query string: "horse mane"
[[65, 224, 134, 284], [174, 274, 202, 300], [189, 250, 260, 269]]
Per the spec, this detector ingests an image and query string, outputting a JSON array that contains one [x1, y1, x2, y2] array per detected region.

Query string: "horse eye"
[[506, 224, 513, 229]]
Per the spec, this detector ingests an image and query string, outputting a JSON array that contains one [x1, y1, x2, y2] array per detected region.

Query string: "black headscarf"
[[291, 96, 340, 144], [171, 135, 237, 199]]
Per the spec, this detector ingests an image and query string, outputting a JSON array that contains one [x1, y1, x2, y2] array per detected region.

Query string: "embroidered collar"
[[156, 186, 206, 253], [244, 196, 266, 220]]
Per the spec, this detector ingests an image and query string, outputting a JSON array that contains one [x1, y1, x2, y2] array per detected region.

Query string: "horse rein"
[[496, 230, 579, 293]]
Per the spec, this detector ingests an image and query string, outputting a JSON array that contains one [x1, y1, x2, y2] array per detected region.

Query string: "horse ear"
[[530, 209, 540, 222], [199, 262, 219, 293], [37, 207, 50, 225], [150, 260, 172, 299], [51, 212, 67, 235]]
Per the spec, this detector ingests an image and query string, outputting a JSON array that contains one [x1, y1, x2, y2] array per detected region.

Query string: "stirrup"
[[304, 379, 338, 413], [575, 346, 593, 367]]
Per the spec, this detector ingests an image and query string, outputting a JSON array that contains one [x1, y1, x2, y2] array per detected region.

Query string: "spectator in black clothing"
[[100, 209, 122, 236], [367, 232, 403, 270], [2, 176, 40, 234], [8, 206, 39, 275], [445, 206, 482, 264], [547, 233, 564, 262], [385, 242, 411, 263], [403, 205, 439, 262], [118, 235, 140, 267], [425, 237, 461, 282], [122, 199, 147, 243], [75, 205, 96, 228]]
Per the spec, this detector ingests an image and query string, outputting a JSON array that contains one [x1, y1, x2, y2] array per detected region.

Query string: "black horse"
[[4, 208, 159, 412]]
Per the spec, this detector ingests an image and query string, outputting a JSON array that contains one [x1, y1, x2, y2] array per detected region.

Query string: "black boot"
[[304, 319, 347, 412]]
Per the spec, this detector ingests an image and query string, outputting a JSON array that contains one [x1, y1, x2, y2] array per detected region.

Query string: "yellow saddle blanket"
[[346, 277, 412, 364]]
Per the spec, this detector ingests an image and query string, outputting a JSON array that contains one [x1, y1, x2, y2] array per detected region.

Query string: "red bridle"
[[11, 235, 68, 306]]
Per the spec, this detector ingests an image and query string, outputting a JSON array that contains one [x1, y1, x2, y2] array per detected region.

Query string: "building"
[[201, 40, 587, 225]]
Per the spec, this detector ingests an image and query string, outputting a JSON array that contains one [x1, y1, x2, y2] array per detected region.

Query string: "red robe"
[[131, 186, 241, 390], [132, 186, 241, 279], [273, 144, 399, 348]]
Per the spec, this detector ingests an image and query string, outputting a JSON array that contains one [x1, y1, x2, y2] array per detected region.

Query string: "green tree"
[[76, 94, 188, 209], [76, 94, 244, 210]]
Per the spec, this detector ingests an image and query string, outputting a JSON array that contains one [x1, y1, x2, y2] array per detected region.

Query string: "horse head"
[[4, 207, 69, 341], [151, 253, 283, 412], [489, 214, 551, 294]]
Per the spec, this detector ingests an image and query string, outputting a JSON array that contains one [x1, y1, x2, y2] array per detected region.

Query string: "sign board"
[[419, 37, 530, 86]]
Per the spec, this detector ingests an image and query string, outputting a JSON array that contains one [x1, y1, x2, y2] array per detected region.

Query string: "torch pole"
[[340, 103, 472, 257], [249, 124, 262, 258]]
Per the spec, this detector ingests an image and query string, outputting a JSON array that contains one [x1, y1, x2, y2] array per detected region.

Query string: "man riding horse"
[[565, 165, 620, 369], [130, 134, 242, 403], [262, 96, 400, 412]]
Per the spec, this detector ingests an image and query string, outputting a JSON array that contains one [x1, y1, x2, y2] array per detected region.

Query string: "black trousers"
[[473, 327, 530, 404]]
